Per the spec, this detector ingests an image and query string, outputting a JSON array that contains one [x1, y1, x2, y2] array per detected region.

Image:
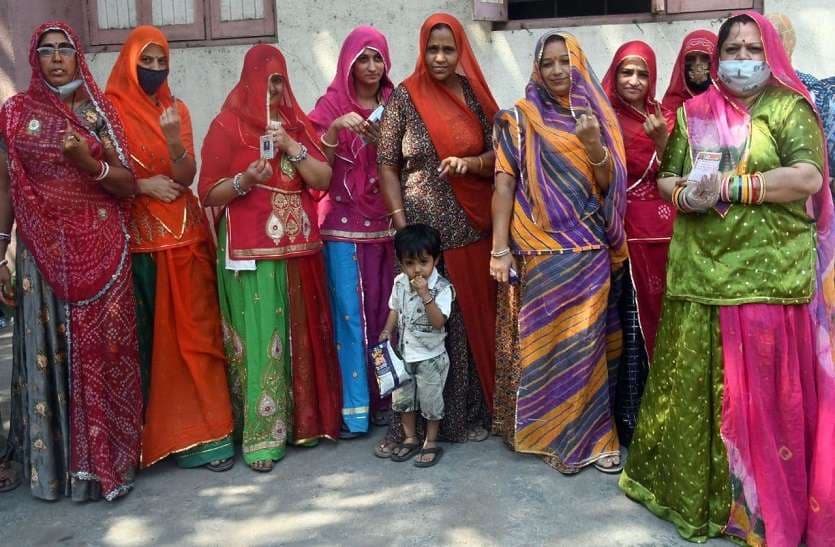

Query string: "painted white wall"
[[85, 0, 835, 162]]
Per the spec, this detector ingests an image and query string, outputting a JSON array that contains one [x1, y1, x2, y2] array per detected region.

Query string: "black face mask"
[[685, 60, 712, 93], [137, 66, 169, 95]]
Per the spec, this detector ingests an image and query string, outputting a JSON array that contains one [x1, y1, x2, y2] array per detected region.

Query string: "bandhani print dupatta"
[[684, 11, 834, 546], [0, 21, 141, 500]]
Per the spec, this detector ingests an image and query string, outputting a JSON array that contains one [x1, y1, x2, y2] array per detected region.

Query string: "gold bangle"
[[477, 155, 484, 172], [389, 208, 404, 217], [320, 134, 339, 148], [588, 146, 609, 167]]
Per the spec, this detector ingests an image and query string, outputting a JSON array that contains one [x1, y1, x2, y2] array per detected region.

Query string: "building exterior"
[[1, 0, 834, 158]]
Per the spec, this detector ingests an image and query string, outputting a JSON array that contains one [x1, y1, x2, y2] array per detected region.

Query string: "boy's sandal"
[[249, 459, 273, 473], [467, 426, 489, 442], [390, 440, 421, 462], [373, 440, 395, 459], [414, 446, 444, 468], [205, 458, 234, 472], [593, 455, 623, 474]]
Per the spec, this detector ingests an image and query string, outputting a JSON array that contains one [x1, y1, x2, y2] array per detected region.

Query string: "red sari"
[[601, 41, 675, 360], [0, 21, 141, 500], [105, 25, 233, 468], [198, 45, 341, 444], [402, 13, 498, 410]]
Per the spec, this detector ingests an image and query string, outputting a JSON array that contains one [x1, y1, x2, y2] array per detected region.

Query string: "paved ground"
[[0, 325, 725, 546]]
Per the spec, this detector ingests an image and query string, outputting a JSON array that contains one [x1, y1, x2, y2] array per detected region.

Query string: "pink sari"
[[686, 11, 835, 546]]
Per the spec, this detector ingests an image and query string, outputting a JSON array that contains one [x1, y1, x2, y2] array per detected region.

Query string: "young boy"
[[379, 224, 454, 468]]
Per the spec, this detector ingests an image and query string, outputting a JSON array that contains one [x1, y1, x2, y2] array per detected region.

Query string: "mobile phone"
[[367, 104, 384, 124], [259, 134, 275, 160], [508, 267, 520, 285]]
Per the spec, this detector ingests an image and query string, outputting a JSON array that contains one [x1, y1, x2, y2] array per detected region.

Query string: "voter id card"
[[367, 104, 384, 124], [259, 134, 275, 160], [687, 151, 722, 183]]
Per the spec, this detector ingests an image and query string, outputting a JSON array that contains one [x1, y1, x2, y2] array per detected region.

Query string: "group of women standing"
[[0, 9, 832, 547]]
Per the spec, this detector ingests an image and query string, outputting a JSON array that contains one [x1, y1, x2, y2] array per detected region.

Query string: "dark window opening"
[[508, 0, 652, 20]]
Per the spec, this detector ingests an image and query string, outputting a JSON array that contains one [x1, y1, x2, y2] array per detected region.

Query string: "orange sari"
[[105, 25, 233, 467]]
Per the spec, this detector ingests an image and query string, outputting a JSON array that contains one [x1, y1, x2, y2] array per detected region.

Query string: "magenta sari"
[[684, 11, 835, 546]]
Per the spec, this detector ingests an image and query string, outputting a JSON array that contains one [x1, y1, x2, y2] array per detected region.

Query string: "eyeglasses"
[[36, 46, 77, 58]]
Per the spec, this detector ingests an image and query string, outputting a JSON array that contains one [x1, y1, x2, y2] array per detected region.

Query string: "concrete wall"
[[75, 0, 835, 159]]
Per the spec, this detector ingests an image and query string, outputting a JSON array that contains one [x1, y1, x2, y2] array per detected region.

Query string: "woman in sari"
[[661, 30, 718, 113], [308, 26, 395, 436], [0, 21, 142, 500], [376, 12, 496, 457], [621, 13, 835, 546], [600, 41, 674, 446], [105, 26, 234, 471], [490, 31, 627, 474], [198, 45, 341, 473]]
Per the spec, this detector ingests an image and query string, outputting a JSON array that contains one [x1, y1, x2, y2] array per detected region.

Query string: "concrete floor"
[[0, 326, 726, 546]]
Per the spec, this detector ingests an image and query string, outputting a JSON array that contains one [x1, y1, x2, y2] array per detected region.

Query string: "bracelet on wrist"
[[171, 148, 188, 163], [286, 144, 309, 163], [491, 247, 511, 258], [0, 258, 8, 268], [0, 232, 10, 242], [588, 146, 609, 167], [231, 173, 250, 197], [389, 208, 404, 217], [320, 134, 339, 148], [93, 160, 110, 182], [422, 295, 434, 305]]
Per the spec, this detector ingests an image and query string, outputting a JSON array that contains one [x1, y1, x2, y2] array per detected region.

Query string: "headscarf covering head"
[[765, 13, 797, 60], [105, 25, 177, 178], [2, 21, 132, 303], [402, 12, 498, 231], [308, 26, 394, 220], [662, 29, 718, 112]]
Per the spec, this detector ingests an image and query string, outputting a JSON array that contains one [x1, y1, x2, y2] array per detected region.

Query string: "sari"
[[198, 45, 342, 464], [621, 12, 835, 546], [105, 26, 233, 468], [492, 31, 628, 473], [401, 12, 497, 412], [0, 22, 141, 501], [308, 27, 395, 432], [661, 30, 718, 113], [600, 41, 675, 445]]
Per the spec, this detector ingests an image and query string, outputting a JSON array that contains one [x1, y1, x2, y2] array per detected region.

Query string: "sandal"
[[249, 459, 273, 473], [467, 426, 489, 442], [593, 454, 623, 474], [371, 409, 392, 427], [0, 463, 21, 492], [205, 458, 234, 472], [390, 438, 421, 462], [414, 446, 444, 468], [374, 440, 397, 459]]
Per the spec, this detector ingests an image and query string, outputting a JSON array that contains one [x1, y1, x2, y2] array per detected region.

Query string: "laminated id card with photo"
[[687, 151, 722, 183], [259, 134, 275, 160]]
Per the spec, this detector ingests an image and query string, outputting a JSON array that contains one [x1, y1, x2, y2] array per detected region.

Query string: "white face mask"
[[45, 78, 83, 99], [717, 60, 772, 95]]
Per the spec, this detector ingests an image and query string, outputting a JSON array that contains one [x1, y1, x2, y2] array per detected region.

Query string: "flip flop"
[[414, 446, 444, 468], [593, 455, 623, 474], [205, 458, 234, 472], [249, 460, 273, 473], [467, 426, 489, 442], [390, 441, 421, 462], [0, 463, 21, 492], [374, 440, 396, 459]]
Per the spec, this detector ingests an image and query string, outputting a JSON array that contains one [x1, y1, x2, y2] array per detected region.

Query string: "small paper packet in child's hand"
[[369, 340, 411, 398]]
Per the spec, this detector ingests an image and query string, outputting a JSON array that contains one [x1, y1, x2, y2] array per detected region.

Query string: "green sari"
[[620, 86, 824, 541], [216, 218, 292, 464]]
